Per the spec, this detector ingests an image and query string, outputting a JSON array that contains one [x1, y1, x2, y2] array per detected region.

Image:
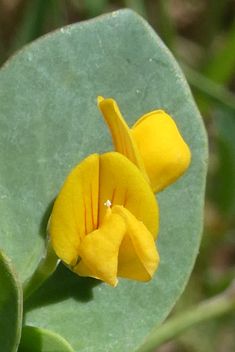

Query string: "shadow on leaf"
[[24, 263, 101, 314]]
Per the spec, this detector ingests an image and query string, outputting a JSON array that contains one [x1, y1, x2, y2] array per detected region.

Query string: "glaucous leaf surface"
[[18, 326, 74, 352], [0, 10, 207, 352], [0, 248, 22, 352]]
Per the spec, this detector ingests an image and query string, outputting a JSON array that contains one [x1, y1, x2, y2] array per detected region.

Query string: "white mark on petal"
[[104, 199, 112, 208]]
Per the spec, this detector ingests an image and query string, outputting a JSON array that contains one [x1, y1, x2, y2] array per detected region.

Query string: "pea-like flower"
[[50, 152, 159, 287], [49, 98, 191, 287], [98, 97, 191, 193]]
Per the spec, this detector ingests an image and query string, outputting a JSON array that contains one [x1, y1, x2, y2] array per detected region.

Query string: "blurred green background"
[[0, 1, 235, 351]]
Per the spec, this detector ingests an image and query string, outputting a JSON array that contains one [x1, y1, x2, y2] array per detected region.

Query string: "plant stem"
[[157, 0, 177, 54], [135, 280, 235, 352], [10, 0, 65, 54], [124, 0, 148, 19], [203, 17, 235, 85], [84, 0, 108, 18], [23, 238, 59, 302], [181, 62, 235, 114]]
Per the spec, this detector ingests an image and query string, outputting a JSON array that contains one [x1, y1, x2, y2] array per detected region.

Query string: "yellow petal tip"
[[97, 96, 104, 104], [109, 277, 118, 287]]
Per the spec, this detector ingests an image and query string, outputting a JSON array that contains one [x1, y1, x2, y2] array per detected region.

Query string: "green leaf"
[[0, 9, 207, 352], [11, 0, 66, 54], [18, 326, 74, 352], [0, 248, 23, 352], [84, 0, 108, 18], [203, 17, 235, 86], [123, 0, 148, 20], [209, 107, 235, 215]]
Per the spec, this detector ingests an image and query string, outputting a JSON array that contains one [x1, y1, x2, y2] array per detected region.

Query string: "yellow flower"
[[98, 97, 191, 193], [50, 152, 159, 287]]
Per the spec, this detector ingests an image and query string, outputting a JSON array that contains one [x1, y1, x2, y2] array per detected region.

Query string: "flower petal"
[[74, 210, 126, 286], [132, 111, 191, 193], [112, 205, 159, 281], [98, 96, 149, 181], [98, 97, 191, 194], [49, 154, 99, 266], [98, 152, 159, 239]]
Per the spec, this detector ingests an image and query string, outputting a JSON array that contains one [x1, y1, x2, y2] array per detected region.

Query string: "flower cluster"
[[49, 97, 191, 286]]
